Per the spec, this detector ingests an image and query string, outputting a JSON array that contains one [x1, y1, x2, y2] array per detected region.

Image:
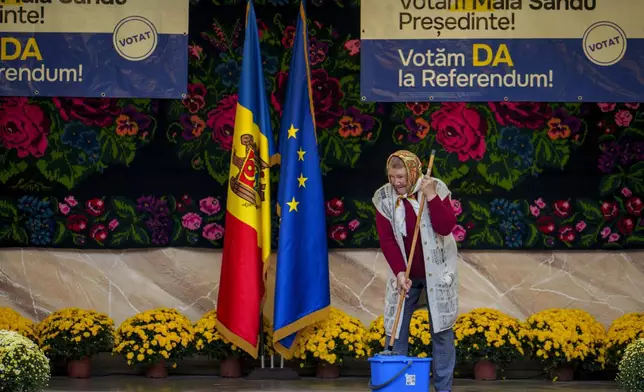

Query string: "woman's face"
[[388, 167, 408, 195]]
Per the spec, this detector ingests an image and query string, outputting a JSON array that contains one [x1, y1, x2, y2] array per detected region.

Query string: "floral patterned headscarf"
[[386, 150, 423, 195]]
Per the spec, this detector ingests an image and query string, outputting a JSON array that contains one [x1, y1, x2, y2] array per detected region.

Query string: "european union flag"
[[272, 1, 330, 358]]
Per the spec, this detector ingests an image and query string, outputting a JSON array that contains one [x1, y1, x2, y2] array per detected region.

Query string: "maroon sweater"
[[376, 196, 457, 278]]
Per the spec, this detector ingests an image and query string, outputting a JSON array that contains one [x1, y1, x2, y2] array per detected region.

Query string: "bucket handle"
[[368, 360, 414, 390]]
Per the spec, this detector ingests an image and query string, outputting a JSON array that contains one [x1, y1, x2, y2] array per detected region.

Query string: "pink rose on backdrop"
[[530, 205, 540, 217], [202, 223, 224, 241], [188, 45, 203, 60], [622, 187, 633, 198], [0, 97, 50, 158], [182, 213, 202, 231], [348, 219, 360, 231], [431, 103, 487, 161], [53, 98, 119, 127], [452, 225, 466, 242], [108, 219, 119, 231], [534, 198, 546, 209], [64, 196, 78, 207], [59, 203, 70, 215], [488, 102, 552, 129], [608, 233, 620, 242], [207, 94, 236, 151], [451, 199, 462, 216], [615, 110, 633, 127], [199, 197, 221, 216], [598, 103, 616, 112], [625, 103, 640, 110], [575, 221, 587, 232], [344, 39, 360, 56], [600, 227, 611, 238]]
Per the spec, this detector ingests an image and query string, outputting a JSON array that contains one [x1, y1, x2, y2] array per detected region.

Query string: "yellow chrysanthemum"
[[294, 308, 370, 365], [523, 308, 607, 373], [37, 308, 114, 360], [453, 308, 527, 368], [606, 312, 644, 366], [113, 308, 194, 367], [0, 307, 38, 342]]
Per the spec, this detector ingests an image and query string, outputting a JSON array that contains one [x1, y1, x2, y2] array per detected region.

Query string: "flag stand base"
[[246, 355, 300, 380]]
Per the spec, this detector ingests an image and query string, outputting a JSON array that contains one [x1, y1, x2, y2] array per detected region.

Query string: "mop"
[[379, 149, 436, 356]]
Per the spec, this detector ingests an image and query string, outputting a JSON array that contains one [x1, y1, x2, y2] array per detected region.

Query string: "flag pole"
[[259, 312, 265, 366]]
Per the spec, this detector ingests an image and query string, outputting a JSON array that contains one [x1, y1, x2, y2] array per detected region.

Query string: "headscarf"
[[386, 150, 424, 236], [386, 150, 423, 196]]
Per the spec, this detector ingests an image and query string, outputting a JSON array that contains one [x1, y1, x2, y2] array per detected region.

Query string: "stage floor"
[[46, 376, 620, 391]]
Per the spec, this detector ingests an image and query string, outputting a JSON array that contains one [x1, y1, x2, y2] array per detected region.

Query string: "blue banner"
[[0, 0, 188, 98], [360, 0, 644, 102]]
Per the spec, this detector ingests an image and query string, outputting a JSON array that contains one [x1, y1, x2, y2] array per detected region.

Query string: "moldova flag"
[[272, 0, 330, 359], [215, 0, 276, 359]]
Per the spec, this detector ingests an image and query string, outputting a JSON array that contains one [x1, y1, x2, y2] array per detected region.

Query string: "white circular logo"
[[113, 16, 158, 61], [582, 21, 627, 66]]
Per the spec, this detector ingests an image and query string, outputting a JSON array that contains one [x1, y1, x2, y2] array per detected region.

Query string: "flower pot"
[[145, 361, 167, 378], [551, 363, 574, 381], [220, 357, 243, 378], [316, 362, 340, 379], [474, 359, 497, 381], [67, 357, 91, 378]]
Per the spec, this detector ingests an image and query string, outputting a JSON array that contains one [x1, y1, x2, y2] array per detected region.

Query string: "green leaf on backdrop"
[[576, 199, 604, 222], [534, 133, 570, 170]]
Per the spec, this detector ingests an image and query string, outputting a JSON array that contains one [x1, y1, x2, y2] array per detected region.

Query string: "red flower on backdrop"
[[431, 103, 487, 162], [537, 216, 556, 234], [488, 102, 552, 129], [66, 215, 88, 232], [552, 200, 571, 218], [207, 94, 237, 151], [618, 217, 635, 235], [53, 98, 119, 127], [601, 201, 619, 221], [272, 69, 343, 129], [558, 226, 576, 243], [329, 224, 348, 241], [182, 83, 207, 114], [86, 199, 105, 217], [0, 97, 50, 158], [626, 197, 643, 216], [281, 26, 296, 48], [326, 198, 344, 217], [90, 224, 108, 242], [405, 102, 429, 116]]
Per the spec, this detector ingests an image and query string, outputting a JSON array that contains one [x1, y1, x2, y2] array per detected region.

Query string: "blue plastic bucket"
[[368, 354, 432, 391]]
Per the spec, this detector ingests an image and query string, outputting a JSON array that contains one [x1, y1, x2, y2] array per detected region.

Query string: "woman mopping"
[[372, 150, 459, 392]]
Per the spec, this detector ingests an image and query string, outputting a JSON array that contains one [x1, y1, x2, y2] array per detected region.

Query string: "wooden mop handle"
[[387, 150, 436, 350]]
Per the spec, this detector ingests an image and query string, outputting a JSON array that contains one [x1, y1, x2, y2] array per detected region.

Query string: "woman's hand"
[[396, 271, 411, 294], [420, 175, 437, 200]]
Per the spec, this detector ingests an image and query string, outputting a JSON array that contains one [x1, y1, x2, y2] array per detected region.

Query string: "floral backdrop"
[[0, 0, 643, 251]]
